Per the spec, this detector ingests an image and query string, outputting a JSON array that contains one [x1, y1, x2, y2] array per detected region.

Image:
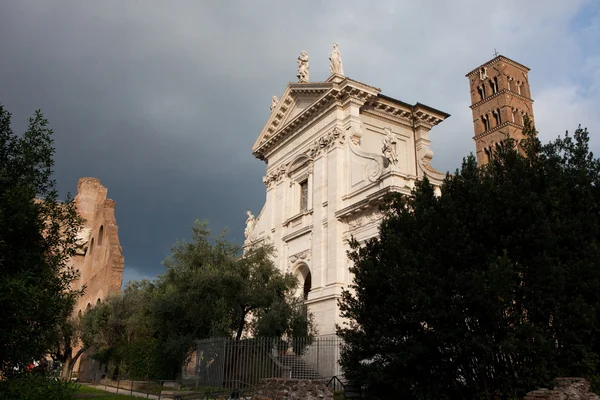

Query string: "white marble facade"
[[245, 62, 449, 336]]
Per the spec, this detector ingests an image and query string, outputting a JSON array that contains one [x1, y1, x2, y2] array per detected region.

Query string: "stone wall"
[[71, 177, 124, 314], [253, 378, 333, 400], [70, 177, 125, 380], [524, 378, 599, 400]]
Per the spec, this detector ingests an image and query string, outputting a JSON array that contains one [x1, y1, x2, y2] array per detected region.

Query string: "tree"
[[0, 105, 82, 374], [49, 300, 88, 379], [337, 119, 600, 399], [85, 221, 315, 380]]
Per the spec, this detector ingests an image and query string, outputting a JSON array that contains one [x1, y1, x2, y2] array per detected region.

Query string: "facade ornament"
[[297, 50, 310, 83], [263, 163, 289, 188], [347, 209, 382, 231], [307, 127, 345, 158], [244, 210, 256, 240], [270, 96, 279, 112], [382, 127, 398, 165], [329, 43, 344, 76], [289, 249, 311, 265]]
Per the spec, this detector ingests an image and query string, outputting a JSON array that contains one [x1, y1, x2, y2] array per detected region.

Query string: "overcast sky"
[[1, 0, 599, 284]]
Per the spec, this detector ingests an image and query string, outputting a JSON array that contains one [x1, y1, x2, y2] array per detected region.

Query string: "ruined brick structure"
[[466, 55, 535, 165], [523, 378, 599, 400], [71, 177, 124, 314], [70, 177, 124, 378]]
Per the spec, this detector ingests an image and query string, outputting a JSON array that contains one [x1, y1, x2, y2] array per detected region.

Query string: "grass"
[[74, 384, 137, 399]]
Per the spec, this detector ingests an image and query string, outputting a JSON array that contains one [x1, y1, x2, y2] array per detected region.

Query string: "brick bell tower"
[[466, 54, 535, 164]]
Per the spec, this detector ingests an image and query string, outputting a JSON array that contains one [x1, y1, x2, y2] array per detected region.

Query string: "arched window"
[[88, 238, 94, 256], [484, 146, 493, 163], [98, 225, 104, 246], [493, 77, 499, 93], [293, 263, 312, 301], [478, 86, 485, 101], [482, 115, 490, 131], [96, 298, 101, 306], [494, 109, 501, 126]]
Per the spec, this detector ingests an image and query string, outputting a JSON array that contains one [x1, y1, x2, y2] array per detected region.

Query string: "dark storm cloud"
[[1, 0, 598, 283]]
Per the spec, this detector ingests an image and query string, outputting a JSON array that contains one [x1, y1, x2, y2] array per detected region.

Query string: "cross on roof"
[[494, 48, 499, 57]]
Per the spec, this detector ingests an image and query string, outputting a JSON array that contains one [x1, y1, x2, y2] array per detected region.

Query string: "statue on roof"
[[382, 127, 398, 165], [329, 43, 344, 76], [297, 50, 309, 83], [270, 96, 279, 112]]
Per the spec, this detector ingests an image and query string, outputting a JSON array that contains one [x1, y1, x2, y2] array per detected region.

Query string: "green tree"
[[48, 300, 87, 379], [0, 105, 82, 374], [337, 120, 600, 399], [85, 221, 315, 380]]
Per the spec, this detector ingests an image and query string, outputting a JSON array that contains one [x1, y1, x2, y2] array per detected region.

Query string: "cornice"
[[362, 97, 448, 130], [254, 89, 339, 159], [253, 78, 381, 161], [473, 121, 523, 140], [335, 186, 407, 221], [282, 224, 313, 242], [466, 55, 530, 78], [469, 88, 534, 110]]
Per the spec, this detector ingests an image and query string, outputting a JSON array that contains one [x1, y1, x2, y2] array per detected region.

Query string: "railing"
[[192, 336, 343, 388], [327, 375, 346, 392]]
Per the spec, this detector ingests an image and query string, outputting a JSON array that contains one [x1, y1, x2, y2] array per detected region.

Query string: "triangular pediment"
[[252, 82, 334, 155]]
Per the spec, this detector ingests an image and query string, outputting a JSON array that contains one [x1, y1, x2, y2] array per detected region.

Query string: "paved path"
[[81, 383, 161, 399]]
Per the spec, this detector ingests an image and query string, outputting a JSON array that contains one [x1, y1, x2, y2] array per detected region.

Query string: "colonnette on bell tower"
[[466, 54, 535, 164]]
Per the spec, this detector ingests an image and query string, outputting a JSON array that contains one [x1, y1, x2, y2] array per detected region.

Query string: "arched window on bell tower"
[[493, 109, 501, 126]]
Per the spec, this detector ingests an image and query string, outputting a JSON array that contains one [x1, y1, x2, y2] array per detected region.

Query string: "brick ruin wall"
[[71, 177, 124, 314]]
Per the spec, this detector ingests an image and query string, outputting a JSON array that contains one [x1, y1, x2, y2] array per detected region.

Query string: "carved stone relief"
[[306, 127, 345, 158], [346, 208, 382, 231], [263, 163, 289, 189], [288, 249, 311, 271]]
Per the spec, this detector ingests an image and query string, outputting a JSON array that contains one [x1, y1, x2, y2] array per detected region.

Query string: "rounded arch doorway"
[[293, 263, 312, 301]]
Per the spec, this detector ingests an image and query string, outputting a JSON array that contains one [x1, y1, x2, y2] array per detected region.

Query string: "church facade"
[[245, 45, 449, 335]]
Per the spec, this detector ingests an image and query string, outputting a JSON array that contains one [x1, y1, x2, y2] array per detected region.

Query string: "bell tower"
[[466, 55, 535, 164]]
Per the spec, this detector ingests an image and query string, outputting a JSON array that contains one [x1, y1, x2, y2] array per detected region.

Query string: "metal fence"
[[191, 336, 343, 388]]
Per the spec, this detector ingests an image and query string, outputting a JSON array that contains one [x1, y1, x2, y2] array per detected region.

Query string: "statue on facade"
[[270, 95, 279, 112], [329, 43, 344, 76], [297, 50, 309, 83], [382, 127, 398, 165], [244, 210, 256, 239], [244, 210, 256, 240]]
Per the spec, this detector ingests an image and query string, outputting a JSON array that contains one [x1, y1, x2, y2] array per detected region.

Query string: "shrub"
[[0, 374, 76, 400]]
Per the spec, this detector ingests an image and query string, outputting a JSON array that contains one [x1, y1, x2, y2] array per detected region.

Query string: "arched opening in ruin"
[[98, 225, 104, 246]]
